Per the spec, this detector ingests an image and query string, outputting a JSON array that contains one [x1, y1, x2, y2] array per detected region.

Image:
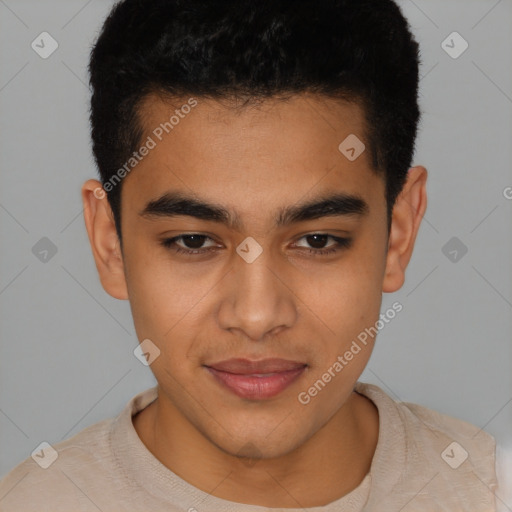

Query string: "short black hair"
[[89, 0, 421, 245]]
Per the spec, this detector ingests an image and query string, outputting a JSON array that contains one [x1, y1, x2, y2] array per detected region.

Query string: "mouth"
[[204, 358, 308, 400]]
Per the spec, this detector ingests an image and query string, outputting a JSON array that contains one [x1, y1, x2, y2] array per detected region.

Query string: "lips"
[[204, 358, 307, 400], [206, 358, 307, 375]]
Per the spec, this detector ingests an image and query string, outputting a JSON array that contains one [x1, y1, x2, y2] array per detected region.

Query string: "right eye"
[[160, 234, 220, 255]]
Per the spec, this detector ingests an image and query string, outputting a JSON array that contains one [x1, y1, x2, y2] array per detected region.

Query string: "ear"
[[382, 166, 428, 293], [81, 179, 129, 300]]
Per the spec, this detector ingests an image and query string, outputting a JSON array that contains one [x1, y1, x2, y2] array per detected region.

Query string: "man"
[[0, 0, 503, 510]]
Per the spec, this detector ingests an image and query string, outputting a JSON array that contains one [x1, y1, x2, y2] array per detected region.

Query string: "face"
[[83, 92, 424, 460]]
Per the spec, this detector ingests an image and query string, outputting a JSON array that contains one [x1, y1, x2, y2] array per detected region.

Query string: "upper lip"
[[205, 358, 307, 374]]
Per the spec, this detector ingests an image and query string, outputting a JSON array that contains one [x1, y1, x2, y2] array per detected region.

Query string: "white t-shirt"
[[0, 382, 507, 511]]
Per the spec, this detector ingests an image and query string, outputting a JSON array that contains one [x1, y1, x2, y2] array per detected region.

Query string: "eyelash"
[[160, 233, 352, 257]]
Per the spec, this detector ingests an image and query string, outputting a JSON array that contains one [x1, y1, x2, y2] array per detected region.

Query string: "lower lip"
[[205, 366, 306, 400]]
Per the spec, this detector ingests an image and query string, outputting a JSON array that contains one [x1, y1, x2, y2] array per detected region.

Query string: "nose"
[[216, 246, 298, 341]]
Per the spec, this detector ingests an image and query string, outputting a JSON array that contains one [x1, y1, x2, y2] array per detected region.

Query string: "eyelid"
[[172, 234, 219, 249], [293, 233, 339, 249], [160, 232, 352, 256]]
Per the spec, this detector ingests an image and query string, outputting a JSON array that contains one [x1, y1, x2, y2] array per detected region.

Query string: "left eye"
[[292, 234, 353, 256], [294, 234, 342, 250], [160, 233, 352, 256]]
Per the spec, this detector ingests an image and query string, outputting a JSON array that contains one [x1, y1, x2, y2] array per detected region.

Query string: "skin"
[[81, 92, 427, 508]]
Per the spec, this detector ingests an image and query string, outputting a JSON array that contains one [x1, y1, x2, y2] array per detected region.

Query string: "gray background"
[[1, 0, 511, 485]]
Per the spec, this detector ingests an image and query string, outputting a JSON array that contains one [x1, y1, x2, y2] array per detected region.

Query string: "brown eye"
[[161, 234, 219, 254], [304, 234, 330, 249], [293, 234, 352, 256]]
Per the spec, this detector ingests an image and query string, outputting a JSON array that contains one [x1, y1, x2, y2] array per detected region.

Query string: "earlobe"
[[382, 166, 428, 293], [81, 179, 129, 300]]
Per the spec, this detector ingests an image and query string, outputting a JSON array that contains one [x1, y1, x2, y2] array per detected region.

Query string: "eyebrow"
[[139, 191, 369, 230]]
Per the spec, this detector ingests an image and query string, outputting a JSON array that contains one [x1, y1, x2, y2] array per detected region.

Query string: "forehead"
[[121, 92, 384, 226], [137, 91, 370, 154]]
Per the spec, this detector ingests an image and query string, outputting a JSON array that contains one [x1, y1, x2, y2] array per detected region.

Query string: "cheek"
[[308, 252, 384, 333], [299, 243, 386, 377], [123, 242, 185, 338], [128, 269, 206, 340], [123, 244, 223, 368], [296, 257, 383, 417]]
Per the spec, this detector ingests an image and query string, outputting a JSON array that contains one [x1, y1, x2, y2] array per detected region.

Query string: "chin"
[[213, 430, 303, 462]]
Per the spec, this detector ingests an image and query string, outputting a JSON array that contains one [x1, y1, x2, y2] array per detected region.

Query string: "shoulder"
[[356, 382, 498, 511], [399, 397, 496, 476], [495, 443, 512, 512], [0, 417, 117, 512], [399, 399, 498, 508]]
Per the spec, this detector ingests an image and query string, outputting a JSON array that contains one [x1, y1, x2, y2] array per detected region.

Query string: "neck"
[[133, 389, 379, 508]]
